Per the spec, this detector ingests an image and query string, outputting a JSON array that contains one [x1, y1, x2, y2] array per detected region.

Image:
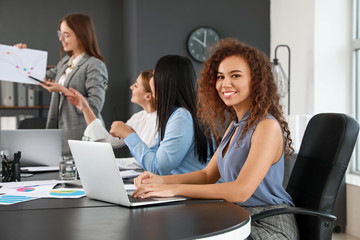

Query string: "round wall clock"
[[187, 27, 221, 63]]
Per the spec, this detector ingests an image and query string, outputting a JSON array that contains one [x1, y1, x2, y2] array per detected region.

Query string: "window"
[[353, 0, 360, 174]]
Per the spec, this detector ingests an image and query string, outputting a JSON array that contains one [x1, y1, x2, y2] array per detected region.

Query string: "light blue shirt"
[[124, 107, 208, 175]]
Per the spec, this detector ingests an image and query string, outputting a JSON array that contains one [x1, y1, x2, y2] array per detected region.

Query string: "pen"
[[28, 75, 44, 83]]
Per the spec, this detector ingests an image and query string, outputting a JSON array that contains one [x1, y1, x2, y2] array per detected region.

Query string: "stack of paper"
[[0, 180, 86, 205]]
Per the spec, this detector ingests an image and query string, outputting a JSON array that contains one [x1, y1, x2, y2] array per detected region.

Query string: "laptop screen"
[[0, 129, 62, 167]]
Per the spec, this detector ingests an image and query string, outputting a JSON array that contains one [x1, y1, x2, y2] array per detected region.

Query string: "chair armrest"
[[251, 207, 337, 223]]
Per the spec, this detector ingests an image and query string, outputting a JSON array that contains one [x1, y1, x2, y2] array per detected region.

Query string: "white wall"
[[271, 0, 315, 115], [347, 184, 360, 237], [271, 0, 359, 238], [271, 0, 352, 115], [314, 0, 352, 114]]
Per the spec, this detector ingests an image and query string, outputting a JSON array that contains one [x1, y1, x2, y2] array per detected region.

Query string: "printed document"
[[0, 43, 47, 85]]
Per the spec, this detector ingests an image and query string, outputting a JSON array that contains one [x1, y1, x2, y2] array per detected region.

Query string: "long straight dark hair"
[[153, 55, 212, 164]]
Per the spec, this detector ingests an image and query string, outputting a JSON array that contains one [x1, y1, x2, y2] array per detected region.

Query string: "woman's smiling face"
[[215, 55, 252, 111], [130, 74, 149, 106], [58, 21, 83, 55]]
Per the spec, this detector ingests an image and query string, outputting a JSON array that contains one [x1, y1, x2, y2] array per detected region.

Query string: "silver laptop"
[[68, 140, 186, 207], [0, 129, 62, 167]]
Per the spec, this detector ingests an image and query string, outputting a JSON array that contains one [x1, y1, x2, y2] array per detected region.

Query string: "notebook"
[[0, 129, 62, 167], [68, 140, 186, 207]]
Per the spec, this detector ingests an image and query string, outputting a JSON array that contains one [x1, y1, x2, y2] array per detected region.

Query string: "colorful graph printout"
[[49, 190, 85, 197], [0, 43, 47, 85], [0, 195, 37, 205], [0, 181, 85, 204], [17, 187, 36, 192]]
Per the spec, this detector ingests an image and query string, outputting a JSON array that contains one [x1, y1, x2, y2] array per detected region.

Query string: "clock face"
[[187, 27, 220, 63]]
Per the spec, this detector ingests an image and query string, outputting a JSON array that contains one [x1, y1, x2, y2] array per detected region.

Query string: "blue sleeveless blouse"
[[217, 112, 294, 206]]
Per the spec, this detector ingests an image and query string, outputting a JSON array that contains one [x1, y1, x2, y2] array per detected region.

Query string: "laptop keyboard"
[[127, 194, 156, 203]]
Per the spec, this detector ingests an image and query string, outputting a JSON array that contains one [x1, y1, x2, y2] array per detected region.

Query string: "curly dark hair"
[[197, 38, 293, 157]]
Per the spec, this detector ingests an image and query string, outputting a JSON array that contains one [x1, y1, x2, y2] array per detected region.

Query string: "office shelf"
[[0, 106, 49, 109]]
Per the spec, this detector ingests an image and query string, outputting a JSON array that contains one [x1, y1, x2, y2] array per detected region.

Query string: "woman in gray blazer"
[[17, 13, 108, 155], [45, 13, 108, 156]]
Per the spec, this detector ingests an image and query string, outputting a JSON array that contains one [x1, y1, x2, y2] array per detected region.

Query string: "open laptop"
[[0, 129, 62, 167], [68, 140, 186, 207]]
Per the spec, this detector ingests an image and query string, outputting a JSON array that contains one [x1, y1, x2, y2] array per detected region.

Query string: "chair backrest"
[[18, 117, 47, 129], [286, 113, 359, 239]]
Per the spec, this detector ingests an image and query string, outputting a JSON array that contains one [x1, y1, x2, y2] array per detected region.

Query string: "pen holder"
[[1, 151, 21, 182]]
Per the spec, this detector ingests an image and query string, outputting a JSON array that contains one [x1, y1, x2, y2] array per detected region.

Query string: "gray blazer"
[[46, 54, 108, 155]]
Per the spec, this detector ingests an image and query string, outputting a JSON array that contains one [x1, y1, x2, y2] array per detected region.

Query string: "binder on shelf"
[[8, 116, 16, 129], [17, 83, 27, 107], [0, 81, 15, 106], [0, 116, 17, 130], [0, 117, 5, 130], [27, 88, 35, 107]]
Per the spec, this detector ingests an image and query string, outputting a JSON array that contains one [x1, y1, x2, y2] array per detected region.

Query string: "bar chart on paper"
[[0, 44, 47, 85]]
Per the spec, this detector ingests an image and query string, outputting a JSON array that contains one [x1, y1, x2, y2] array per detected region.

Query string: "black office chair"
[[18, 117, 47, 129], [249, 113, 359, 240]]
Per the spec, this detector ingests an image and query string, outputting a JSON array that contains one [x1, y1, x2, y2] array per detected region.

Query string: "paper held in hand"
[[0, 43, 47, 85]]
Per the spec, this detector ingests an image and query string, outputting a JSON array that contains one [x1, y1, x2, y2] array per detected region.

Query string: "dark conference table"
[[0, 172, 251, 240]]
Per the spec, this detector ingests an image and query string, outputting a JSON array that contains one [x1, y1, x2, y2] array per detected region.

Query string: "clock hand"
[[192, 36, 206, 47], [203, 30, 207, 47]]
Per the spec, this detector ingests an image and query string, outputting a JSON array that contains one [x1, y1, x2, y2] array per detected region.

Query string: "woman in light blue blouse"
[[109, 55, 214, 175]]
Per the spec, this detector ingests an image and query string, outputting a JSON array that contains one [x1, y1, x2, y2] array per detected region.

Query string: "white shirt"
[[84, 110, 158, 148], [83, 110, 157, 170], [58, 53, 85, 86]]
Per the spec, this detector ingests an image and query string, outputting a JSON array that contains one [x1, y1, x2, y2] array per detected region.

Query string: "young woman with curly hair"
[[131, 39, 299, 239]]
